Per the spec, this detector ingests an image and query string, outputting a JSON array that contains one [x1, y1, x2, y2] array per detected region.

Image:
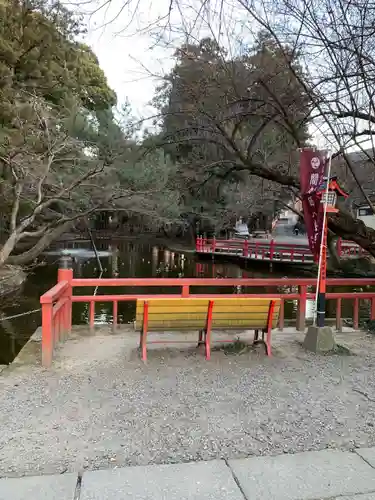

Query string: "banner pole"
[[314, 151, 333, 327]]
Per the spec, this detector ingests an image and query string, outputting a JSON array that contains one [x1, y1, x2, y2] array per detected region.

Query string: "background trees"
[[4, 0, 375, 267], [152, 35, 309, 233], [80, 0, 375, 253], [0, 0, 181, 268]]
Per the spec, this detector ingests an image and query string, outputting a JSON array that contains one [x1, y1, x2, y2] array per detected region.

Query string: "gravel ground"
[[0, 328, 375, 477]]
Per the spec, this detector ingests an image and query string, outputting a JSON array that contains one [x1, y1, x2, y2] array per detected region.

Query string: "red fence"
[[40, 264, 375, 367], [196, 237, 368, 263]]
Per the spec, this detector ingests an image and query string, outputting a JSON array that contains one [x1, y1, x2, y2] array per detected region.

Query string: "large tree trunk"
[[328, 211, 375, 254], [7, 222, 72, 266], [327, 231, 341, 268], [0, 231, 19, 267]]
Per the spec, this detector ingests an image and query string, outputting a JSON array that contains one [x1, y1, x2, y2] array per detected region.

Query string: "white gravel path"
[[0, 328, 374, 478]]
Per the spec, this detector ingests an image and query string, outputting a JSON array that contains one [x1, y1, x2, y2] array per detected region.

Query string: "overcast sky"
[[80, 0, 359, 152], [82, 0, 188, 122], [81, 0, 244, 122]]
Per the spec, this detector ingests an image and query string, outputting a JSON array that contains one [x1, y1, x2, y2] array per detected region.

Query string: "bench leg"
[[205, 330, 211, 360], [253, 326, 273, 356], [253, 329, 268, 355], [265, 327, 272, 356], [140, 302, 149, 362], [205, 300, 214, 360], [265, 300, 276, 357], [198, 329, 203, 346], [253, 329, 259, 342]]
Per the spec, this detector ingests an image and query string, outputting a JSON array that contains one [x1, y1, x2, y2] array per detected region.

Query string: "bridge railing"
[[196, 236, 368, 261], [40, 284, 71, 367], [40, 260, 375, 366]]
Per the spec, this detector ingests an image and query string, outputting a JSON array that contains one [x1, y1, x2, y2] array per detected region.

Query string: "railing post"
[[58, 255, 73, 338], [278, 300, 284, 331], [371, 297, 375, 320], [337, 238, 342, 257], [113, 300, 118, 333], [212, 235, 216, 253], [243, 238, 249, 257], [89, 301, 95, 332], [269, 239, 275, 261], [336, 298, 342, 332], [198, 235, 202, 252], [296, 285, 307, 331], [353, 298, 359, 329], [41, 301, 53, 368], [182, 285, 189, 297]]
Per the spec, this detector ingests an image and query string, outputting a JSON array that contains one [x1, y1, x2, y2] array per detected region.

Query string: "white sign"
[[311, 157, 321, 169]]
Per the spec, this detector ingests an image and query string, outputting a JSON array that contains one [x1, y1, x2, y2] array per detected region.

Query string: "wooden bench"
[[135, 298, 281, 362]]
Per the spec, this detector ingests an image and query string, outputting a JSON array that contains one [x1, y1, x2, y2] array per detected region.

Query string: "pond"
[[0, 238, 372, 364]]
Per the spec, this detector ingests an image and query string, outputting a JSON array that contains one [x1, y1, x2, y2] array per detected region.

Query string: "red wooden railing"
[[40, 265, 72, 367], [196, 236, 368, 262], [40, 262, 375, 367]]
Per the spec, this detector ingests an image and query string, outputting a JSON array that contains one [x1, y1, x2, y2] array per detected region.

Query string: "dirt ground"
[[0, 327, 375, 478]]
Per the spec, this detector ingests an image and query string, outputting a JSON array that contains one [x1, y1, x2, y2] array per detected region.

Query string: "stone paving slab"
[[80, 460, 244, 500], [229, 449, 375, 500], [356, 448, 375, 469], [337, 494, 375, 499], [0, 473, 77, 500]]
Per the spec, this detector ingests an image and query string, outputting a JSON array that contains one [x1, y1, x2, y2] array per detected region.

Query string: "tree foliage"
[[153, 35, 309, 231], [0, 0, 116, 118], [0, 0, 181, 267]]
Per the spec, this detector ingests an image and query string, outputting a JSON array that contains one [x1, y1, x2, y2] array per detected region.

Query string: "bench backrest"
[[135, 298, 281, 331]]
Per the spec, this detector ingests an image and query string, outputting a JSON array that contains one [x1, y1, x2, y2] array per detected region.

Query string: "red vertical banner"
[[299, 149, 327, 260]]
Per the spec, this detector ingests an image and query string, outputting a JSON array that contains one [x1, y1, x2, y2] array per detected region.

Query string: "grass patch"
[[322, 344, 353, 356], [212, 339, 252, 355], [298, 341, 353, 356], [365, 320, 375, 335]]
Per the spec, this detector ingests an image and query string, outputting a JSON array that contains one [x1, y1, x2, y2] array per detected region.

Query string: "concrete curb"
[[1, 448, 375, 500]]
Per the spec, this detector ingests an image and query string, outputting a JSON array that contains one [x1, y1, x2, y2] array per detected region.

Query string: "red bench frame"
[[139, 299, 278, 362]]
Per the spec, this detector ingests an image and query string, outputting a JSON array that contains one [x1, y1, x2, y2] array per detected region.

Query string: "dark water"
[[0, 239, 372, 364]]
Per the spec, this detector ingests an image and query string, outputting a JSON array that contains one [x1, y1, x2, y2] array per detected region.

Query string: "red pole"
[[317, 220, 328, 327]]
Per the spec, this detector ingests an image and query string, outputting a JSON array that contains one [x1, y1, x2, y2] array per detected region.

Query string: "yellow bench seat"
[[135, 297, 280, 361]]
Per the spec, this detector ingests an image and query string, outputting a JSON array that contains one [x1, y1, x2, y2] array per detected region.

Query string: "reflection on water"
[[0, 240, 261, 363], [0, 239, 373, 363]]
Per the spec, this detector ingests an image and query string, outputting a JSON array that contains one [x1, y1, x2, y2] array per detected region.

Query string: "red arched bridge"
[[195, 237, 367, 264]]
